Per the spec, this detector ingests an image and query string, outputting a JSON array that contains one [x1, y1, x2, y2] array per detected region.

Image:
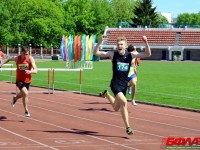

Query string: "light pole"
[[6, 43, 9, 57], [51, 44, 53, 56], [40, 44, 43, 59], [18, 44, 21, 55], [29, 44, 32, 56]]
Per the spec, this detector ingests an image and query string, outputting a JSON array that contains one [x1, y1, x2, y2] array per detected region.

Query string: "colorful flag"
[[64, 36, 68, 61], [85, 35, 89, 61], [59, 35, 65, 61], [68, 35, 74, 61], [87, 35, 93, 61], [81, 34, 86, 61], [63, 36, 67, 61], [91, 34, 97, 60], [77, 35, 81, 61], [61, 34, 98, 62], [74, 36, 78, 62]]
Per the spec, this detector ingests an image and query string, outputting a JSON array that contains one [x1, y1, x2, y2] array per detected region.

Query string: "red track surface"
[[0, 82, 200, 150]]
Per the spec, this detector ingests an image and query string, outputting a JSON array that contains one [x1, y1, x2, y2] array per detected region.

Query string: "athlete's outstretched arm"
[[132, 36, 151, 58], [94, 35, 113, 59], [0, 57, 17, 67]]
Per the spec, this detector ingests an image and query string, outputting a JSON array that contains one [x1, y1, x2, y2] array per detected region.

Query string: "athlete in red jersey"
[[0, 46, 37, 117]]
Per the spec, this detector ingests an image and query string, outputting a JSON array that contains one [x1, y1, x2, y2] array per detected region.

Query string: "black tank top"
[[111, 51, 132, 87]]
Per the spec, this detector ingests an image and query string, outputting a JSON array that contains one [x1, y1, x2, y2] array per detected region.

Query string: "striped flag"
[[91, 34, 97, 60], [87, 35, 93, 61], [59, 35, 65, 61], [68, 35, 74, 61], [77, 35, 81, 61], [85, 35, 89, 61], [81, 34, 86, 61], [63, 36, 67, 61]]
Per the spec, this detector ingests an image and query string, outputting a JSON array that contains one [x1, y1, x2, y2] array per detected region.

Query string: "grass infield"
[[1, 60, 200, 111]]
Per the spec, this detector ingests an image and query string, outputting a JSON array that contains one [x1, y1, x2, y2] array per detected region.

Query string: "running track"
[[0, 82, 200, 150]]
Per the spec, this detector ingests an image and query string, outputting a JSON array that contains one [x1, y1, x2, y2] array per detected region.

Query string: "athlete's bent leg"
[[116, 92, 130, 128], [21, 87, 29, 113]]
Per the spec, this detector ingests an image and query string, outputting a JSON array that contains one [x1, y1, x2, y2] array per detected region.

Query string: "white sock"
[[132, 100, 137, 105]]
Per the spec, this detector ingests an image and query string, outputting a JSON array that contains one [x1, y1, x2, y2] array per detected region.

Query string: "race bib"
[[18, 63, 29, 70], [117, 62, 129, 71]]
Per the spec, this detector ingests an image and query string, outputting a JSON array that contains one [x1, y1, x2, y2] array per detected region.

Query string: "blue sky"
[[152, 0, 200, 18]]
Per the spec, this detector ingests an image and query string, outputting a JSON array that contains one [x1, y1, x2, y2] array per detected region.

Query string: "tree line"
[[0, 0, 199, 48]]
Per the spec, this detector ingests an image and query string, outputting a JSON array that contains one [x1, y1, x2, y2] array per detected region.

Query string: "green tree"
[[111, 0, 136, 26], [91, 0, 117, 37], [63, 0, 96, 35], [24, 0, 66, 47], [176, 12, 200, 28], [129, 0, 158, 28], [1, 0, 66, 47], [1, 0, 139, 47], [157, 14, 169, 28], [0, 1, 13, 46]]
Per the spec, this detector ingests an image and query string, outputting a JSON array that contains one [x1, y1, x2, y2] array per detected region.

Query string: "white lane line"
[[115, 113, 200, 132], [0, 109, 138, 150], [30, 104, 165, 138], [0, 127, 59, 150], [2, 93, 199, 122], [1, 96, 199, 137], [3, 94, 197, 149], [1, 105, 163, 140], [28, 96, 200, 132], [134, 108, 200, 121], [35, 95, 200, 121]]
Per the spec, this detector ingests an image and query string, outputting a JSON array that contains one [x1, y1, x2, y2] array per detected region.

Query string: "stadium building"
[[100, 26, 200, 61]]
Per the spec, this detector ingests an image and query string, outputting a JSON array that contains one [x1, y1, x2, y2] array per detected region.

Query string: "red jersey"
[[16, 55, 32, 83], [135, 58, 140, 66], [134, 58, 140, 75]]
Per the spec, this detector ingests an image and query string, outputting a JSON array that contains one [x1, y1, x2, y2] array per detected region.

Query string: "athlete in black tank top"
[[94, 35, 151, 135], [112, 51, 132, 86], [110, 51, 132, 96]]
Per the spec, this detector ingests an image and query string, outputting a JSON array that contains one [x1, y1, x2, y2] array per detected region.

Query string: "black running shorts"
[[110, 82, 127, 96], [16, 81, 30, 91]]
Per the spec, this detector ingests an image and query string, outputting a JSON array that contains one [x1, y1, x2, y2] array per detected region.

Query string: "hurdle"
[[51, 68, 83, 94], [3, 64, 14, 67], [0, 68, 51, 94], [0, 67, 83, 94]]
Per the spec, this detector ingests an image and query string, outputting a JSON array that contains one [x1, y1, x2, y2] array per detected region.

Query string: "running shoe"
[[126, 127, 134, 135], [99, 90, 108, 98], [132, 100, 137, 106], [127, 87, 132, 95], [11, 96, 16, 107], [25, 111, 30, 117]]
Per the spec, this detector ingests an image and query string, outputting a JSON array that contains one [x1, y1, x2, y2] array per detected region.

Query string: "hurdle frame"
[[0, 67, 83, 94]]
